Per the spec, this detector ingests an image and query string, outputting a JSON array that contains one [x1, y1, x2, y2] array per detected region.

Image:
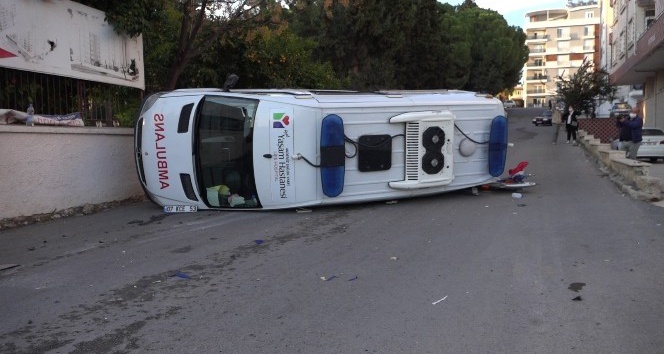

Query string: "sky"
[[443, 0, 569, 27]]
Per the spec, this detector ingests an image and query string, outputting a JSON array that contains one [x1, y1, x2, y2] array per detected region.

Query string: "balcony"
[[526, 35, 549, 41], [636, 0, 654, 7], [526, 75, 549, 81], [567, 0, 598, 7], [527, 62, 546, 67]]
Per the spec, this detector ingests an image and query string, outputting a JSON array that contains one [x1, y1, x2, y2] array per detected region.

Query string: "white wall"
[[0, 125, 144, 220], [0, 0, 144, 90]]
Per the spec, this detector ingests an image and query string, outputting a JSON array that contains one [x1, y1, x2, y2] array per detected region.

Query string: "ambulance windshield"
[[195, 95, 260, 208]]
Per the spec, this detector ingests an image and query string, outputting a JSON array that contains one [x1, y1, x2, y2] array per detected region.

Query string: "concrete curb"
[[579, 130, 663, 202]]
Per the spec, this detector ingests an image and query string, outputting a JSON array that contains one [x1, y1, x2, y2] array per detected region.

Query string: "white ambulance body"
[[134, 89, 508, 211]]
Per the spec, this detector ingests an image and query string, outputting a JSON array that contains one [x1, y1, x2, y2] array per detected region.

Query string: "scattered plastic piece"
[[347, 276, 358, 281], [325, 275, 337, 281], [512, 192, 522, 199], [254, 240, 265, 245], [390, 256, 398, 261], [173, 271, 191, 279], [572, 296, 582, 301], [432, 295, 448, 305], [385, 200, 398, 205]]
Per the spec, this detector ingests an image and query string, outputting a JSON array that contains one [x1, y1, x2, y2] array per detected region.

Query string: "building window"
[[618, 30, 625, 58], [627, 18, 634, 49], [558, 54, 570, 67], [585, 11, 594, 19], [646, 9, 655, 28], [584, 26, 593, 37], [583, 39, 594, 51], [557, 41, 570, 52]]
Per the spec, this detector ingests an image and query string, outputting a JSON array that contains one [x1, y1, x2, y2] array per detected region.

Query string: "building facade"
[[522, 1, 601, 108], [607, 0, 664, 129]]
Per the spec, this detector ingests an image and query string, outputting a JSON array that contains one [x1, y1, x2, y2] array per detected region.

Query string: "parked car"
[[611, 128, 664, 162], [503, 100, 516, 109], [610, 102, 631, 117], [532, 110, 552, 126], [638, 128, 664, 162]]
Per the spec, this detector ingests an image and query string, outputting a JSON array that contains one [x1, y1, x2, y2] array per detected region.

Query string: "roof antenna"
[[223, 74, 239, 92]]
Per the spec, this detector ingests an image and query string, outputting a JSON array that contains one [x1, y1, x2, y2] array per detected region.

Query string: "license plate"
[[163, 205, 197, 213]]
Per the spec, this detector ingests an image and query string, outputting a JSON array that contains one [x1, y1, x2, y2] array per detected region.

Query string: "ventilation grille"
[[405, 122, 420, 181]]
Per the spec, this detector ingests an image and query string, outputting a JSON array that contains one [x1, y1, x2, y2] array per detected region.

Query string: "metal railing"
[[0, 67, 142, 126], [526, 35, 549, 40]]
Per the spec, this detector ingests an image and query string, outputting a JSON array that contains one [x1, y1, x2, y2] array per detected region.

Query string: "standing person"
[[563, 105, 580, 144], [615, 112, 632, 151], [551, 107, 563, 144], [619, 107, 644, 159]]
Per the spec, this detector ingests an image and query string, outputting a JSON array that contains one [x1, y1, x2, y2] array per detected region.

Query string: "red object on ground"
[[508, 161, 528, 176]]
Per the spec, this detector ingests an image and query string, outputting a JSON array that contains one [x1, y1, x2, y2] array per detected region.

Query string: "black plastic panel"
[[358, 135, 392, 172]]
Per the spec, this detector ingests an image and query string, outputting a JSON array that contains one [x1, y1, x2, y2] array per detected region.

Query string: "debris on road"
[[172, 271, 191, 279], [0, 264, 20, 271], [432, 295, 448, 305]]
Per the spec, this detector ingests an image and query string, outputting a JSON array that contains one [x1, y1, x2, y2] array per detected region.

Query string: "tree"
[[165, 0, 277, 89], [240, 28, 341, 88], [456, 5, 529, 94], [76, 0, 165, 38], [555, 58, 616, 116], [394, 0, 464, 89], [78, 0, 281, 90]]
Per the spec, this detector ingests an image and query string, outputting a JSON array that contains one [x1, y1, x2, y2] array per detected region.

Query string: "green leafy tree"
[[556, 58, 616, 116], [456, 3, 528, 94], [428, 2, 472, 89], [77, 0, 165, 38], [316, 0, 405, 89], [78, 0, 279, 90], [241, 28, 341, 88]]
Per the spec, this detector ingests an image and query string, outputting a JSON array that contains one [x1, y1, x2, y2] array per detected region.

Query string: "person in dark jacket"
[[563, 105, 580, 144], [619, 107, 643, 159], [616, 112, 632, 150]]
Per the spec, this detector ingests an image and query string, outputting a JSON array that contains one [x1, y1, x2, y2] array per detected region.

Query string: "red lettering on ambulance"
[[153, 113, 169, 189]]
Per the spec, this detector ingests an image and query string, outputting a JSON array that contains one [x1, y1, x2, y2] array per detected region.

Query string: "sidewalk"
[[578, 131, 664, 202], [649, 161, 664, 181]]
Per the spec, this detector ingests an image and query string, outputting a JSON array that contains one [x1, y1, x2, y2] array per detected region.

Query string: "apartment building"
[[522, 1, 601, 108], [606, 0, 664, 128]]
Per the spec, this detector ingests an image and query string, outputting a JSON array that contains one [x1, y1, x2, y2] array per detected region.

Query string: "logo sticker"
[[273, 112, 291, 128], [270, 109, 295, 201]]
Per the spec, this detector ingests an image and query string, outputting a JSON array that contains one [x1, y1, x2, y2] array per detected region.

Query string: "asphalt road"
[[1, 108, 663, 354]]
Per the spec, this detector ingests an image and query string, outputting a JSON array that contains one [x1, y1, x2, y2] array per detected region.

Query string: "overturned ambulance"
[[134, 88, 508, 211]]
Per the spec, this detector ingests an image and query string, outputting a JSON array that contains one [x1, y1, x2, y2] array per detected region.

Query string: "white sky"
[[442, 0, 569, 27]]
